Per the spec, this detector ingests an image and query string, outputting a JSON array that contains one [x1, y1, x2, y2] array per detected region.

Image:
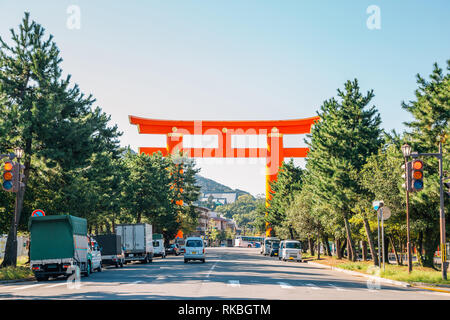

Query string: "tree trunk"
[[343, 214, 356, 261], [362, 241, 368, 261], [389, 235, 401, 265], [308, 237, 315, 256], [317, 229, 321, 260], [399, 238, 404, 265], [383, 234, 390, 264], [336, 239, 342, 259], [289, 227, 295, 240], [322, 234, 331, 256], [1, 157, 30, 268], [339, 238, 347, 259], [363, 217, 379, 266]]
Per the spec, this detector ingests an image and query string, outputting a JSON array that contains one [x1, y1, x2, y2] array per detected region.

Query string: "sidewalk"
[[306, 259, 450, 294]]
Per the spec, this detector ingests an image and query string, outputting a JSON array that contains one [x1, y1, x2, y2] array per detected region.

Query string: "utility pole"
[[438, 142, 447, 280], [401, 144, 413, 273]]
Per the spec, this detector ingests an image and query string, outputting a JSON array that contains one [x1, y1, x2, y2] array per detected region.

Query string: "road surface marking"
[[12, 283, 45, 290], [45, 282, 69, 288], [123, 281, 144, 286], [278, 282, 293, 289], [206, 261, 218, 278], [228, 280, 240, 287], [328, 284, 347, 291], [306, 283, 321, 290]]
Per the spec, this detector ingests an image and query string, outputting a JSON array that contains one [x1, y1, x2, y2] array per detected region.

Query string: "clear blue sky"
[[1, 1, 449, 196]]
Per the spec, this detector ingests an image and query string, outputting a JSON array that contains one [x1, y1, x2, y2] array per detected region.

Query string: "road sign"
[[31, 209, 45, 217], [377, 206, 391, 221]]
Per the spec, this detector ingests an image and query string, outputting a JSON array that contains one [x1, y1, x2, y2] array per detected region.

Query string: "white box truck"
[[115, 223, 154, 263]]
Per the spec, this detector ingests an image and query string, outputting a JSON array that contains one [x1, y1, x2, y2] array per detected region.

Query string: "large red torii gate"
[[129, 115, 319, 236]]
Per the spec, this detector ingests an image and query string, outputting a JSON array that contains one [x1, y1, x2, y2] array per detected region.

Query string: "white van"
[[261, 237, 280, 256], [153, 239, 166, 258], [279, 240, 302, 262], [184, 237, 205, 263]]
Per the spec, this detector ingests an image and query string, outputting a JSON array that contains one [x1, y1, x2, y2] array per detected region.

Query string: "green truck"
[[29, 215, 96, 281]]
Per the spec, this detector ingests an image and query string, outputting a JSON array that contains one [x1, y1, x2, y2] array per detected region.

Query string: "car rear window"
[[186, 240, 203, 247]]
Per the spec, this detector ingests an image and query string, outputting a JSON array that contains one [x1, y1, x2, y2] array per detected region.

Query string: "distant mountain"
[[195, 174, 251, 198]]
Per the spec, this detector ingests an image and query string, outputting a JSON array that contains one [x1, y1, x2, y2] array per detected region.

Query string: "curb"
[[0, 277, 35, 285], [306, 260, 411, 288]]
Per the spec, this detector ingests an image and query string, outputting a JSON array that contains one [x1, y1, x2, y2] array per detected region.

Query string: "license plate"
[[129, 254, 134, 257], [192, 251, 197, 254], [275, 253, 278, 256], [289, 257, 294, 260]]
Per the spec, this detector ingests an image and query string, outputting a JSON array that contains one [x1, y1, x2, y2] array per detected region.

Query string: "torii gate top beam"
[[129, 116, 319, 135]]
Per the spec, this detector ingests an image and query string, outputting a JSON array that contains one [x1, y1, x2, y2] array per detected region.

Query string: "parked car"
[[270, 241, 280, 257], [94, 234, 125, 268], [261, 237, 280, 256], [29, 215, 99, 281], [184, 237, 206, 263], [166, 243, 180, 256], [88, 236, 103, 272], [279, 240, 302, 262]]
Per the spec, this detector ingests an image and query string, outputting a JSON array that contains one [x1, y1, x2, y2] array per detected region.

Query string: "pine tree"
[[401, 61, 450, 267], [0, 13, 120, 267], [306, 79, 383, 261]]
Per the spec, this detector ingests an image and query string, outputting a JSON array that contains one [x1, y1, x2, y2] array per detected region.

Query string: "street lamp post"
[[401, 144, 413, 273]]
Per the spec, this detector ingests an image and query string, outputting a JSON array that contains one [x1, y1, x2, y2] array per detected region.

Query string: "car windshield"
[[286, 242, 301, 249], [186, 240, 203, 247], [272, 242, 280, 248], [169, 244, 176, 248]]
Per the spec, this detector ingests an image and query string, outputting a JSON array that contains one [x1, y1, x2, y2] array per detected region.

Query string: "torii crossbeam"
[[129, 115, 319, 236]]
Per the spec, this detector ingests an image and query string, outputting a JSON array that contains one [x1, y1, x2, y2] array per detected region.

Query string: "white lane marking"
[[328, 284, 347, 291], [306, 283, 321, 290], [278, 282, 293, 289], [45, 282, 68, 288], [123, 281, 144, 286], [205, 261, 218, 278], [12, 283, 45, 290], [228, 280, 240, 287]]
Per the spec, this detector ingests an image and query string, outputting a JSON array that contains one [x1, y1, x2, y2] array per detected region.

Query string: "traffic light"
[[401, 161, 412, 192], [411, 159, 424, 192], [2, 161, 14, 192], [1, 161, 25, 193]]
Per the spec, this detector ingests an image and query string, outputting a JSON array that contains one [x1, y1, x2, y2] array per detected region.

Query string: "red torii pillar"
[[129, 116, 319, 237]]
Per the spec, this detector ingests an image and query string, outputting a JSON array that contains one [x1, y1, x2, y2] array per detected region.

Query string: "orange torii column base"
[[129, 115, 319, 238]]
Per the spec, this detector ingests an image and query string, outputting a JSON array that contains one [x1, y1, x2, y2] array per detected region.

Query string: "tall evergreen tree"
[[306, 79, 383, 261], [401, 61, 450, 267], [0, 13, 121, 266]]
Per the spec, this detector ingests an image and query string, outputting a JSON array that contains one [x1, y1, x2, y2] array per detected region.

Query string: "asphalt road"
[[0, 247, 449, 300]]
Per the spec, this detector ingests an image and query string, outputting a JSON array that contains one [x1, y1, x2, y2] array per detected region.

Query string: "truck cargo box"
[[115, 223, 153, 262], [95, 234, 122, 256], [28, 215, 88, 263]]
